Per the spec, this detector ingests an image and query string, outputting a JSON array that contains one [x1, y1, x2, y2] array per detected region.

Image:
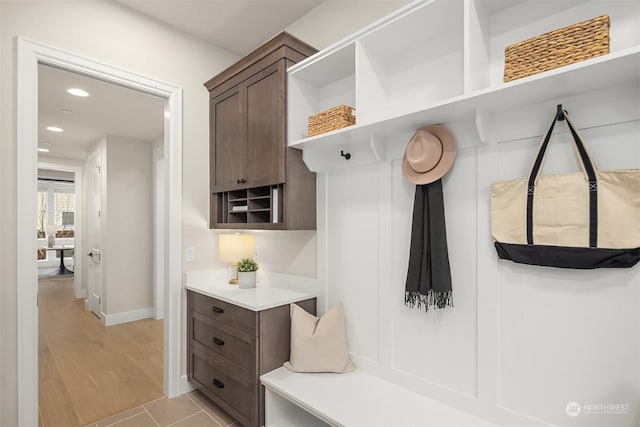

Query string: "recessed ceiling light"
[[46, 126, 63, 132], [67, 88, 89, 97], [61, 109, 72, 114], [37, 148, 50, 153]]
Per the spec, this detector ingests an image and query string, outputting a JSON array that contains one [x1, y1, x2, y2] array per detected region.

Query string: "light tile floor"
[[86, 390, 239, 427]]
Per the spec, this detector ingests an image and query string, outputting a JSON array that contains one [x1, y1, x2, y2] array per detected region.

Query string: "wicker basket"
[[504, 15, 610, 82], [307, 104, 356, 137]]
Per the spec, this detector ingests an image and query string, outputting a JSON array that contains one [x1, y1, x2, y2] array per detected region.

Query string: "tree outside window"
[[37, 191, 48, 260], [37, 191, 47, 238], [55, 192, 75, 236]]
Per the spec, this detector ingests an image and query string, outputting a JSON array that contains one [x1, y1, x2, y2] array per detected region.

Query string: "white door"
[[88, 152, 102, 318]]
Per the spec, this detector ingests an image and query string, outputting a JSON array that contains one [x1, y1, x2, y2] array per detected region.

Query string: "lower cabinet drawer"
[[189, 291, 257, 335], [192, 349, 257, 422], [192, 312, 255, 375]]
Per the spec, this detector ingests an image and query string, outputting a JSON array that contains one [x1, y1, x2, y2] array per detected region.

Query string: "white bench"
[[261, 367, 499, 427]]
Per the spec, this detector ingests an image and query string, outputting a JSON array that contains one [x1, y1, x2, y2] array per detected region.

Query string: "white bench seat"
[[261, 367, 498, 427]]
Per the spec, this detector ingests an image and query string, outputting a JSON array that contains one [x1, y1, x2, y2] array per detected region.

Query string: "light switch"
[[185, 247, 196, 263]]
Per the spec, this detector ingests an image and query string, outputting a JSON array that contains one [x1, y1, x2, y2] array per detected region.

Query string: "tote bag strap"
[[526, 110, 599, 247]]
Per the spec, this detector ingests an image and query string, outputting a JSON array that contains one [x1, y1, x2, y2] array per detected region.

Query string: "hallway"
[[38, 277, 163, 426]]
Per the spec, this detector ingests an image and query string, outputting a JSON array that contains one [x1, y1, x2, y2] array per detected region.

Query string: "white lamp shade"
[[46, 224, 57, 234], [218, 234, 255, 263]]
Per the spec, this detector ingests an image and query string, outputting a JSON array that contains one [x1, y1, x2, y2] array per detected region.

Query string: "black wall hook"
[[340, 150, 351, 160], [556, 104, 566, 121]]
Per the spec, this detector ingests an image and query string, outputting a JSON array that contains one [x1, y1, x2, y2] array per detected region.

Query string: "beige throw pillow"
[[284, 302, 355, 373]]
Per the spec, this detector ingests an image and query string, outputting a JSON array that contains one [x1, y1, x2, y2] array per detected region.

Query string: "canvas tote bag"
[[490, 110, 640, 269]]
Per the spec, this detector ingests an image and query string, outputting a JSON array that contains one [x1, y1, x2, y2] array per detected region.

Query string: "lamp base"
[[227, 264, 239, 284]]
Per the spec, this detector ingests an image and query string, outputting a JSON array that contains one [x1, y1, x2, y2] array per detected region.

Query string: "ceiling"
[[38, 1, 324, 160], [38, 64, 165, 159]]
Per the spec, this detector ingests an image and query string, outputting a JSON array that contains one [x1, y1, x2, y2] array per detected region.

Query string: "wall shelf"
[[214, 185, 284, 229], [288, 0, 640, 172]]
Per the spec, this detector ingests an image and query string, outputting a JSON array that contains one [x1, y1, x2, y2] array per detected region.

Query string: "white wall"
[[286, 0, 411, 48], [84, 134, 156, 321], [103, 135, 154, 316], [322, 118, 640, 427]]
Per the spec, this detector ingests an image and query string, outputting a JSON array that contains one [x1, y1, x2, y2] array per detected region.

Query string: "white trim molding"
[[153, 145, 165, 321], [17, 37, 184, 426], [103, 308, 155, 327], [16, 37, 39, 427], [179, 375, 197, 396]]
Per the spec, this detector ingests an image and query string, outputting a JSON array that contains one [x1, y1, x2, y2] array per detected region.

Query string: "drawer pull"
[[213, 337, 225, 346], [211, 306, 224, 314], [213, 378, 225, 389]]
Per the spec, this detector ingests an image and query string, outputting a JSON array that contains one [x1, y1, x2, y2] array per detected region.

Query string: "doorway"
[[17, 38, 184, 426], [36, 161, 83, 297]]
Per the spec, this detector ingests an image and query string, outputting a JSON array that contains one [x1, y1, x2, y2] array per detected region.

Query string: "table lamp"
[[218, 233, 255, 284], [47, 224, 57, 248]]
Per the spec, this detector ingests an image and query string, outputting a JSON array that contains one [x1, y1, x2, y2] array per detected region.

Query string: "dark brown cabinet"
[[205, 32, 317, 229], [210, 62, 285, 191], [187, 290, 316, 427]]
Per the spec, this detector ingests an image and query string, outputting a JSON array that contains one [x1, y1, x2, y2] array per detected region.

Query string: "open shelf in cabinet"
[[468, 0, 640, 89], [214, 185, 284, 229], [356, 0, 464, 122], [291, 47, 640, 171], [288, 43, 356, 142], [287, 0, 640, 172]]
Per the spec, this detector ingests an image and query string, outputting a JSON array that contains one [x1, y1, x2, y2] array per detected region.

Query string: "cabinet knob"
[[213, 337, 225, 346], [213, 379, 224, 389], [211, 306, 224, 314], [236, 178, 247, 184]]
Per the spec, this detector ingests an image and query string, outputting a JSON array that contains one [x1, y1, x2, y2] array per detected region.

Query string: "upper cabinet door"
[[244, 61, 286, 187], [211, 85, 245, 193]]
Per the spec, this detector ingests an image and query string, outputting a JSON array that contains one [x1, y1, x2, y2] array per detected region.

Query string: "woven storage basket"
[[307, 104, 356, 137], [504, 15, 609, 82]]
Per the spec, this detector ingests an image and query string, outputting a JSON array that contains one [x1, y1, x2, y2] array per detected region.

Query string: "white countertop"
[[185, 281, 316, 312]]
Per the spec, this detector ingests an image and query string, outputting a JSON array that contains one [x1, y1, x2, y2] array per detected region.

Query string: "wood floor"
[[38, 277, 164, 426]]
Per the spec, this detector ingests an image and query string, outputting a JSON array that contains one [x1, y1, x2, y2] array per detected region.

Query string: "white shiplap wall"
[[318, 102, 639, 426]]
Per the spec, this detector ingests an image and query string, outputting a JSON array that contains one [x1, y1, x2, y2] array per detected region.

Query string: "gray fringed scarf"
[[405, 179, 453, 311]]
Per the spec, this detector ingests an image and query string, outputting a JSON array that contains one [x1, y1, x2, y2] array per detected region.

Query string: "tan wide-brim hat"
[[402, 125, 456, 185]]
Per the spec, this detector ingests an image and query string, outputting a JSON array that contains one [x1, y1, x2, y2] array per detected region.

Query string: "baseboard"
[[75, 289, 87, 299], [104, 307, 153, 327], [179, 375, 196, 395]]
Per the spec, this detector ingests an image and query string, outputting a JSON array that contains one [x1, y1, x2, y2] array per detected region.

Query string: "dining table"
[[41, 245, 74, 275]]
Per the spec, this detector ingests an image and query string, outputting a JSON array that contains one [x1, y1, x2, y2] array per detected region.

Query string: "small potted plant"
[[236, 257, 259, 289]]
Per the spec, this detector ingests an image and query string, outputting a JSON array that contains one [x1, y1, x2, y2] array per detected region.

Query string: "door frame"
[[153, 145, 165, 320], [17, 37, 184, 426], [86, 148, 103, 318]]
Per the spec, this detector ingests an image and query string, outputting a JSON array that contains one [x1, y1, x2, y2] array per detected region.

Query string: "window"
[[54, 191, 75, 234], [37, 179, 75, 237]]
